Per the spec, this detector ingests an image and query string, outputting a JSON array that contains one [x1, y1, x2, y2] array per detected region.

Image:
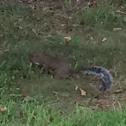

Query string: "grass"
[[1, 101, 126, 126], [0, 0, 126, 125]]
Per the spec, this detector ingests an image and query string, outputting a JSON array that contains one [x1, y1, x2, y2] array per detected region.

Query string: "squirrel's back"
[[30, 54, 73, 78]]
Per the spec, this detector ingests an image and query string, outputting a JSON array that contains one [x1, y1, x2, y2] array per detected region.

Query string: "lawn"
[[0, 0, 126, 125]]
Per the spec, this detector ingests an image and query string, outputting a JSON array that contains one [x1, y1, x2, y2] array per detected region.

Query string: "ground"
[[0, 0, 126, 125]]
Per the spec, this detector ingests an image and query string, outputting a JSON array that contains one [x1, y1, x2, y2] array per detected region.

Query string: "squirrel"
[[30, 54, 114, 91], [30, 54, 73, 78]]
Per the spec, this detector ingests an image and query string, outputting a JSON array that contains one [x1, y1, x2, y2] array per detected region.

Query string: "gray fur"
[[81, 66, 113, 91]]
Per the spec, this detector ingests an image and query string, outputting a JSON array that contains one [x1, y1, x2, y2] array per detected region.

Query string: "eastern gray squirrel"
[[30, 54, 114, 91]]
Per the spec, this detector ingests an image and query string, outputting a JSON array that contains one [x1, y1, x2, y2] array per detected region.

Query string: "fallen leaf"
[[60, 24, 65, 27], [23, 92, 28, 97], [115, 10, 125, 14], [64, 37, 71, 43], [32, 28, 38, 36], [18, 26, 23, 29], [113, 28, 122, 31], [75, 86, 78, 90], [114, 89, 123, 94], [101, 38, 107, 42], [87, 36, 93, 40], [32, 28, 36, 33], [99, 102, 105, 107], [0, 107, 7, 113], [80, 89, 86, 96]]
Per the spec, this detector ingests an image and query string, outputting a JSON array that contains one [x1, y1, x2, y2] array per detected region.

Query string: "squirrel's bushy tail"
[[80, 66, 114, 91]]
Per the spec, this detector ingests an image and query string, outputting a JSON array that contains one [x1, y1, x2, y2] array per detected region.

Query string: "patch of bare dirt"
[[8, 0, 101, 37]]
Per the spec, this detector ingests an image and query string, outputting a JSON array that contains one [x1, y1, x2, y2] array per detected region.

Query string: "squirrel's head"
[[30, 54, 40, 65]]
